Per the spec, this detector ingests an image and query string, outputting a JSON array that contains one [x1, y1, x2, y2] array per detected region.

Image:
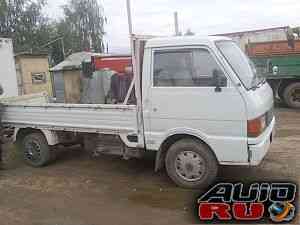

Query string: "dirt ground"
[[0, 106, 299, 225]]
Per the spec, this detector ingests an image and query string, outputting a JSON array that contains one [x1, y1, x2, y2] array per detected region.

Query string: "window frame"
[[31, 72, 47, 84], [151, 45, 229, 88]]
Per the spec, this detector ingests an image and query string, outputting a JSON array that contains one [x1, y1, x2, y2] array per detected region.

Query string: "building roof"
[[145, 35, 231, 48], [50, 51, 105, 72], [213, 26, 289, 37], [15, 52, 49, 58]]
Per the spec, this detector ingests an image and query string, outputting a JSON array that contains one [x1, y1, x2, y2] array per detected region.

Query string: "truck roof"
[[145, 36, 231, 48]]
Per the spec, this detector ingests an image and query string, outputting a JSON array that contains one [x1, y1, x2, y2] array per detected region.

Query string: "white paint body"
[[142, 36, 275, 166], [0, 38, 19, 97], [2, 36, 275, 166]]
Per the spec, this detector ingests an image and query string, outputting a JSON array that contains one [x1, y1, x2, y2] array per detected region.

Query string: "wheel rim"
[[24, 140, 42, 163], [175, 151, 206, 182], [290, 88, 300, 104]]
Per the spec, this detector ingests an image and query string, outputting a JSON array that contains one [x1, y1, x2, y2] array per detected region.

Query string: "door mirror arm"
[[215, 85, 222, 93]]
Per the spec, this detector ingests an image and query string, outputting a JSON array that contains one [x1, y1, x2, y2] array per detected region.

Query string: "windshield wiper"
[[258, 77, 267, 86], [251, 74, 266, 90]]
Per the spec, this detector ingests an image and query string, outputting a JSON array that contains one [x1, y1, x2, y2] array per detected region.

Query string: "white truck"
[[1, 36, 275, 189]]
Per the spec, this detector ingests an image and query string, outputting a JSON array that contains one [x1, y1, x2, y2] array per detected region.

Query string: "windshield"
[[216, 41, 264, 90]]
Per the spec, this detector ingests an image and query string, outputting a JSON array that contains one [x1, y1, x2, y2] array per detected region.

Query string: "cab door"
[[143, 46, 249, 163]]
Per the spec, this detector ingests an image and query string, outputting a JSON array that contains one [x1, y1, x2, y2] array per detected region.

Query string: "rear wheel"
[[165, 138, 218, 189], [21, 133, 52, 167], [283, 82, 300, 109]]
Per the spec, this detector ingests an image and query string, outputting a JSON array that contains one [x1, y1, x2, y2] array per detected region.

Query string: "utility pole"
[[126, 0, 133, 36], [124, 0, 137, 105], [41, 37, 66, 60], [61, 38, 65, 60], [174, 11, 179, 36]]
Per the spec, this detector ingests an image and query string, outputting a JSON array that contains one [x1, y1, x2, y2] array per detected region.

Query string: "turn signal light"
[[248, 115, 266, 138]]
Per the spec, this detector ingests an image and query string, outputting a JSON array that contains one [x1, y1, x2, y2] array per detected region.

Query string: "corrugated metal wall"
[[52, 71, 65, 103]]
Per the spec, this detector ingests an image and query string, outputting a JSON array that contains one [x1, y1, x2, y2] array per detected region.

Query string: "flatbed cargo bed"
[[1, 93, 138, 135]]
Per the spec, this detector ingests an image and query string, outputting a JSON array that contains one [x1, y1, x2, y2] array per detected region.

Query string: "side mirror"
[[212, 69, 227, 92], [272, 66, 279, 75]]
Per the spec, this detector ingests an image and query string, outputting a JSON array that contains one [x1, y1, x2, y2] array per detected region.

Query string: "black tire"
[[278, 89, 284, 102], [21, 132, 51, 167], [165, 138, 218, 189], [283, 82, 300, 109]]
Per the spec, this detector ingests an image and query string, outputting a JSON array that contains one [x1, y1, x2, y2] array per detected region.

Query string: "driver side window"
[[153, 48, 227, 87], [192, 49, 227, 87]]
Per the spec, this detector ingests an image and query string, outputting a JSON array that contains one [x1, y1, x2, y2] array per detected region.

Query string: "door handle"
[[144, 99, 150, 106], [153, 108, 158, 112], [215, 86, 222, 92]]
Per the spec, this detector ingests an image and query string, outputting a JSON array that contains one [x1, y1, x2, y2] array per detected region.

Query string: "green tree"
[[58, 0, 105, 53], [0, 0, 54, 52], [0, 0, 106, 64]]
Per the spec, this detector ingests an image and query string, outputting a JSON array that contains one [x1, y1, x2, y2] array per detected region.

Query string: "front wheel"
[[165, 138, 218, 189], [283, 82, 300, 109]]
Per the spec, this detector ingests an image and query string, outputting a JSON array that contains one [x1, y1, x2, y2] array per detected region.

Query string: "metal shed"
[[50, 52, 98, 103]]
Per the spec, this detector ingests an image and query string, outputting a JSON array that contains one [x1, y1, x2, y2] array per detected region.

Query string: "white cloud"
[[45, 0, 300, 53]]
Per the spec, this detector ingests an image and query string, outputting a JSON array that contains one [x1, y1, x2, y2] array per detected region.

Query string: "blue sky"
[[45, 0, 300, 53]]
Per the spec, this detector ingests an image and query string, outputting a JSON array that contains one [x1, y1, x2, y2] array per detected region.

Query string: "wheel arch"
[[154, 133, 218, 172], [14, 128, 59, 146]]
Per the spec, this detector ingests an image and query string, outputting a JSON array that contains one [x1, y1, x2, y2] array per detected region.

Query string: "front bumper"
[[248, 117, 276, 166]]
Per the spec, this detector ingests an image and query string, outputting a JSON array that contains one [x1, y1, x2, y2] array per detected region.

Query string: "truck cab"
[[141, 36, 275, 188], [246, 39, 300, 109]]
